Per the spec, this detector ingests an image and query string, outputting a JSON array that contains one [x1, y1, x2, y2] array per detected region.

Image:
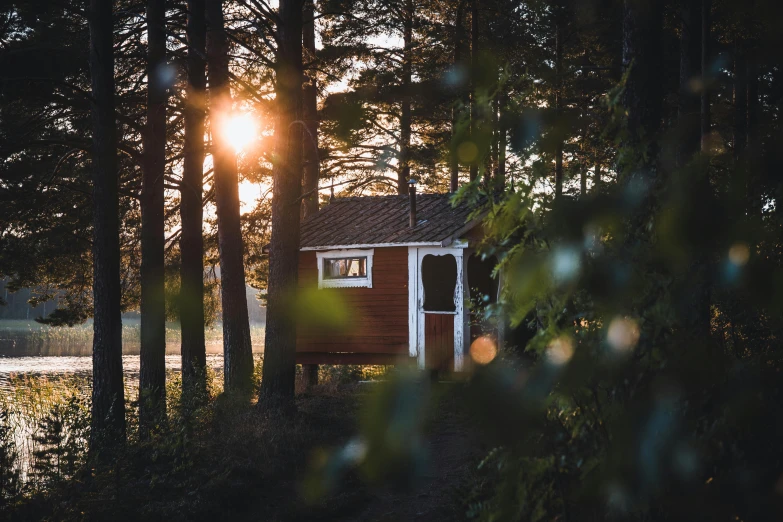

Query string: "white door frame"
[[408, 244, 468, 370]]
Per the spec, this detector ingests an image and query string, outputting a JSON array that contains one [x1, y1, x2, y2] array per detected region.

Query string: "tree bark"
[[621, 0, 663, 182], [398, 0, 413, 194], [300, 0, 319, 383], [700, 0, 711, 152], [495, 89, 506, 194], [746, 54, 760, 216], [261, 0, 304, 403], [88, 0, 126, 450], [594, 164, 601, 189], [680, 0, 711, 342], [554, 16, 563, 201], [301, 0, 319, 220], [678, 0, 701, 168], [139, 0, 168, 433], [733, 39, 747, 162], [180, 0, 207, 396], [206, 0, 254, 395], [450, 0, 465, 193], [469, 0, 478, 182]]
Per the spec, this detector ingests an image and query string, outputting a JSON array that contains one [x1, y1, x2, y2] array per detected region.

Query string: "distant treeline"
[[0, 279, 266, 324]]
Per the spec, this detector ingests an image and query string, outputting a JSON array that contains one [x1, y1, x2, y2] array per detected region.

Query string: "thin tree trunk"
[[733, 39, 747, 162], [678, 0, 701, 167], [495, 89, 506, 194], [398, 0, 413, 194], [621, 0, 663, 182], [450, 0, 465, 193], [469, 0, 478, 182], [180, 0, 207, 396], [88, 0, 126, 450], [580, 170, 586, 196], [746, 55, 760, 216], [139, 0, 168, 433], [700, 0, 711, 152], [594, 164, 601, 189], [680, 0, 711, 342], [554, 16, 563, 200], [300, 0, 319, 384], [261, 0, 304, 403], [301, 0, 319, 219], [206, 0, 253, 395]]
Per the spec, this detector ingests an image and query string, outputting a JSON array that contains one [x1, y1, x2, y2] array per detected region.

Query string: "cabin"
[[296, 184, 498, 371]]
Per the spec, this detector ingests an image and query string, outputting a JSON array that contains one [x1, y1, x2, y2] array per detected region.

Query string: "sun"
[[222, 113, 257, 152]]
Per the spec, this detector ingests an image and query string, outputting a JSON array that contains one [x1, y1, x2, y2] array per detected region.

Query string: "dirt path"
[[342, 399, 480, 522]]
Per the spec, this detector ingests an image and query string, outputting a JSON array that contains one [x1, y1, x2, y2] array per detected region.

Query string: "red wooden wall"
[[296, 246, 410, 365]]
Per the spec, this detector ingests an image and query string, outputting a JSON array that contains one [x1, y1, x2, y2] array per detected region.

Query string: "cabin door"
[[408, 247, 465, 371]]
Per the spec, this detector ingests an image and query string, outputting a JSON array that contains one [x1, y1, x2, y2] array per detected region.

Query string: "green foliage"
[[0, 411, 21, 512], [29, 397, 89, 489]]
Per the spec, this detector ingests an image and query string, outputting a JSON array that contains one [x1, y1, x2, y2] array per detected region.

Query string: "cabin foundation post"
[[302, 363, 319, 388]]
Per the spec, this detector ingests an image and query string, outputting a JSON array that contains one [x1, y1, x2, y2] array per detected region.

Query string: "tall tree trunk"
[[700, 0, 711, 152], [469, 0, 478, 182], [261, 0, 304, 403], [680, 0, 711, 342], [554, 16, 563, 200], [206, 0, 253, 395], [88, 0, 126, 450], [301, 0, 319, 220], [746, 55, 760, 216], [621, 0, 662, 182], [450, 0, 465, 193], [180, 0, 207, 396], [678, 0, 701, 167], [495, 89, 506, 194], [398, 0, 413, 194], [301, 0, 319, 387], [139, 0, 168, 433], [594, 164, 601, 189], [733, 39, 747, 162]]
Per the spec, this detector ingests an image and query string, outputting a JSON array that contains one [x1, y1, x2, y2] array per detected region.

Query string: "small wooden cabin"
[[296, 190, 495, 371]]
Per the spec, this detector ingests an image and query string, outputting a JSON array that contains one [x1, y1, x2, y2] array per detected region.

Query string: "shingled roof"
[[300, 194, 481, 249]]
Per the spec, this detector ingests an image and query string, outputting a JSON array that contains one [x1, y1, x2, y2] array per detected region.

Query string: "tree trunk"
[[180, 0, 207, 396], [206, 0, 254, 395], [733, 39, 747, 162], [678, 0, 701, 168], [301, 0, 319, 219], [88, 0, 126, 450], [261, 0, 304, 404], [621, 0, 663, 182], [495, 89, 506, 194], [746, 55, 760, 216], [398, 0, 413, 195], [680, 0, 711, 342], [700, 0, 711, 153], [450, 0, 465, 193], [554, 16, 563, 200], [139, 0, 168, 433], [594, 164, 601, 189], [469, 0, 478, 182], [300, 0, 319, 383]]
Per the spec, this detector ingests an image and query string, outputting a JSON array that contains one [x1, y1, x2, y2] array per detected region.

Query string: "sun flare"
[[222, 113, 257, 152]]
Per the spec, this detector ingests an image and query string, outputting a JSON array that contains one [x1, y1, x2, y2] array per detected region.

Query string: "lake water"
[[0, 320, 265, 388]]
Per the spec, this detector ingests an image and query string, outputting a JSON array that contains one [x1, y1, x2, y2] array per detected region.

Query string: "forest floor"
[[11, 381, 481, 522]]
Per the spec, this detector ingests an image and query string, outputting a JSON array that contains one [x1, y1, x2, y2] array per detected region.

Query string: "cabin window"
[[323, 257, 367, 279], [316, 249, 374, 288]]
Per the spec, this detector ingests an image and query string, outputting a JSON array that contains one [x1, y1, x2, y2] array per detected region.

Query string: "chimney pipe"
[[408, 178, 417, 228]]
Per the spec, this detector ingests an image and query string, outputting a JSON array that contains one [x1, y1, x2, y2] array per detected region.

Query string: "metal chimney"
[[408, 178, 417, 228]]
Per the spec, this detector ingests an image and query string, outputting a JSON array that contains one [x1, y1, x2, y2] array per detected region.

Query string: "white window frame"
[[316, 249, 374, 289]]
